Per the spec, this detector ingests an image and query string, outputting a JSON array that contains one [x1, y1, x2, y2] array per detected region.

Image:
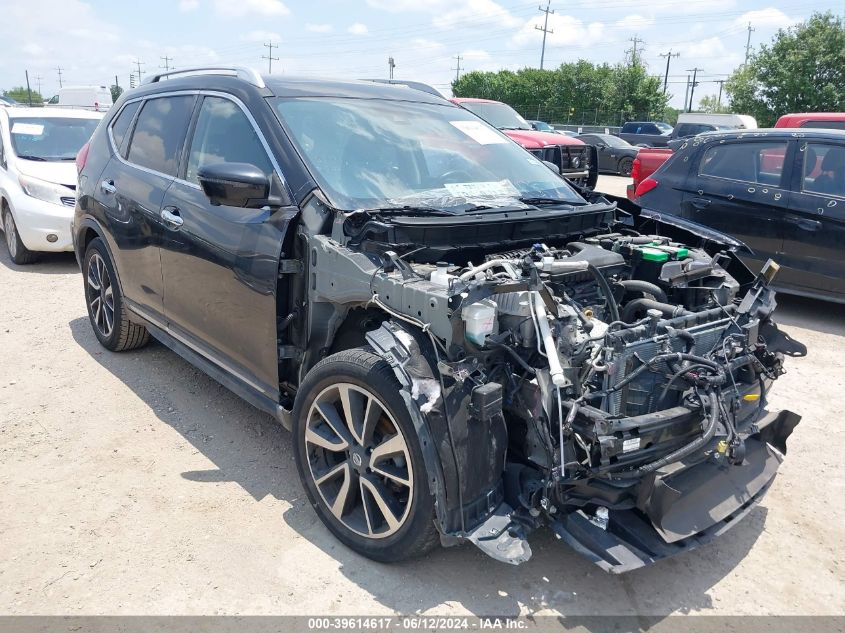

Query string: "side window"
[[127, 96, 195, 177], [109, 100, 141, 157], [185, 96, 273, 184], [699, 142, 789, 185], [802, 143, 845, 198], [800, 120, 845, 131]]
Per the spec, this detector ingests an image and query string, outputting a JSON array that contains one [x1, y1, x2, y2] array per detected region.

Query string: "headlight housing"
[[18, 174, 73, 206]]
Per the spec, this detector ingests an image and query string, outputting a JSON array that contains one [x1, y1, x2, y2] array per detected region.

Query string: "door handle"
[[160, 206, 183, 229], [100, 179, 116, 195], [689, 197, 711, 210]]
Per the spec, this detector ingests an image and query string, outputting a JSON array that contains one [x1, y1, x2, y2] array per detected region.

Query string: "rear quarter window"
[[109, 101, 141, 157], [126, 95, 195, 177]]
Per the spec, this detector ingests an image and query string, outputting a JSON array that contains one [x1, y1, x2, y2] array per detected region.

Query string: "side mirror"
[[197, 162, 270, 208]]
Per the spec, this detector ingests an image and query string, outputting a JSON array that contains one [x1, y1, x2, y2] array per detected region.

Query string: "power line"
[[55, 66, 63, 89], [452, 55, 463, 82], [686, 67, 704, 112], [659, 50, 679, 94], [535, 0, 554, 70], [744, 22, 756, 64], [160, 55, 174, 71], [262, 42, 279, 74]]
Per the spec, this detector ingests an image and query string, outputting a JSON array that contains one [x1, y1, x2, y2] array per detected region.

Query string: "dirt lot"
[[1, 176, 843, 616]]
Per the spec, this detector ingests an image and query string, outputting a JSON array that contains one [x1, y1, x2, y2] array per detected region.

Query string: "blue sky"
[[1, 0, 841, 110]]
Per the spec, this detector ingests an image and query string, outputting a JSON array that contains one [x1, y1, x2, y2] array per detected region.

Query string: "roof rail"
[[143, 66, 265, 89], [360, 79, 443, 98]]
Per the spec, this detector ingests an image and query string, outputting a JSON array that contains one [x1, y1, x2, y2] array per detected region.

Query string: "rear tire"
[[83, 238, 150, 351], [3, 206, 37, 265], [293, 348, 439, 562], [618, 157, 634, 177]]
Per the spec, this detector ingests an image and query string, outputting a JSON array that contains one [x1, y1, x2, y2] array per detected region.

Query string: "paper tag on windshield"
[[444, 179, 520, 199], [450, 120, 508, 145], [11, 122, 44, 135]]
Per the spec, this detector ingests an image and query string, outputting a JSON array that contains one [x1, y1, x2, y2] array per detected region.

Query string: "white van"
[[676, 113, 758, 129], [46, 86, 113, 112], [0, 107, 104, 263]]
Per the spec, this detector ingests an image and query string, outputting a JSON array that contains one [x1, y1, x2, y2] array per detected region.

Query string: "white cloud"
[[734, 8, 798, 30], [213, 0, 289, 18], [433, 0, 521, 30], [347, 22, 369, 35], [461, 48, 490, 61], [306, 23, 333, 33], [365, 0, 437, 11], [179, 0, 199, 12], [613, 14, 655, 31], [512, 14, 604, 49], [241, 30, 281, 43], [605, 0, 735, 14]]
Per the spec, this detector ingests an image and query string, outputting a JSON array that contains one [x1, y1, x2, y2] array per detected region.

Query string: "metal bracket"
[[278, 345, 302, 361], [278, 259, 303, 275]]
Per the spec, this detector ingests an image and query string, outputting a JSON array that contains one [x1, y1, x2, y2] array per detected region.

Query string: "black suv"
[[73, 67, 798, 572]]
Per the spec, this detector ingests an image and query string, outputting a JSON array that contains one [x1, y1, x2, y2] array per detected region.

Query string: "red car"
[[775, 112, 845, 129], [450, 97, 598, 188]]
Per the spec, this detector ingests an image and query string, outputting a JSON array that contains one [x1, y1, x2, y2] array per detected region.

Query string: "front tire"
[[293, 348, 439, 562], [3, 206, 37, 265], [83, 238, 149, 351]]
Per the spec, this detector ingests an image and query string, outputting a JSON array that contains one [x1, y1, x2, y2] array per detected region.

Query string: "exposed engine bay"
[[293, 193, 800, 573]]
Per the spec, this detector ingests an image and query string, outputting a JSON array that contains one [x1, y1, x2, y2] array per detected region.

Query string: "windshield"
[[9, 117, 99, 161], [655, 122, 673, 132], [272, 97, 585, 212], [600, 135, 631, 148], [532, 121, 553, 132], [459, 101, 531, 131]]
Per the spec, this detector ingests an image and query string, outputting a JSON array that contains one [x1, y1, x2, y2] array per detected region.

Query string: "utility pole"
[[34, 74, 43, 96], [535, 0, 554, 70], [55, 66, 64, 88], [686, 67, 703, 112], [159, 55, 174, 71], [133, 59, 144, 82], [659, 50, 679, 94], [262, 42, 279, 74], [716, 79, 726, 107], [628, 35, 645, 66], [744, 22, 756, 64], [25, 70, 33, 106], [452, 55, 463, 82], [388, 56, 396, 79], [684, 74, 691, 112]]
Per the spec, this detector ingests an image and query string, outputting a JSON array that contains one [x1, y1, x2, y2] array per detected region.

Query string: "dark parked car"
[[616, 121, 673, 147], [634, 128, 845, 304], [72, 67, 798, 572], [576, 133, 638, 176], [528, 119, 556, 133]]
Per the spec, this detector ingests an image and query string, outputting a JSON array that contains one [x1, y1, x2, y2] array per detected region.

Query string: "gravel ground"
[[1, 178, 843, 616]]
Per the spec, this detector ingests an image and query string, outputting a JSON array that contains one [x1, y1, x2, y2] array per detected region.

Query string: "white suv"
[[0, 107, 103, 263]]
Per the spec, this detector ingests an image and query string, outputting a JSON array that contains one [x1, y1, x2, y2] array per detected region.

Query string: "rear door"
[[778, 141, 845, 298], [685, 139, 793, 272], [95, 95, 196, 323], [159, 93, 295, 403]]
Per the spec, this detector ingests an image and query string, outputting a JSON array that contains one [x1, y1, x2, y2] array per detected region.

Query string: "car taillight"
[[630, 157, 641, 182], [76, 142, 90, 174], [634, 177, 658, 198]]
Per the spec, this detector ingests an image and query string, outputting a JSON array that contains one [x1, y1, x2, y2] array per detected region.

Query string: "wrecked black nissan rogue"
[[73, 67, 800, 572]]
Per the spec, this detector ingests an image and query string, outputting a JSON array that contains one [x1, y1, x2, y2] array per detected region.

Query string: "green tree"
[[726, 12, 845, 126], [3, 86, 44, 105], [452, 60, 668, 126], [110, 84, 124, 103], [697, 95, 731, 114]]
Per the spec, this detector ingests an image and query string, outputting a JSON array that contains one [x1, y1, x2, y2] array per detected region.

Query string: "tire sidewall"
[[292, 352, 436, 561], [83, 238, 125, 350], [3, 207, 34, 264], [619, 157, 633, 176]]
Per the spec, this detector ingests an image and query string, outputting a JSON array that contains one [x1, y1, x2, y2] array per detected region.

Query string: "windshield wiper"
[[519, 197, 584, 207], [15, 154, 47, 161], [356, 206, 457, 217]]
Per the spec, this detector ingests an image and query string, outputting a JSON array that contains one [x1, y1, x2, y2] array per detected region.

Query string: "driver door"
[[159, 94, 296, 403]]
